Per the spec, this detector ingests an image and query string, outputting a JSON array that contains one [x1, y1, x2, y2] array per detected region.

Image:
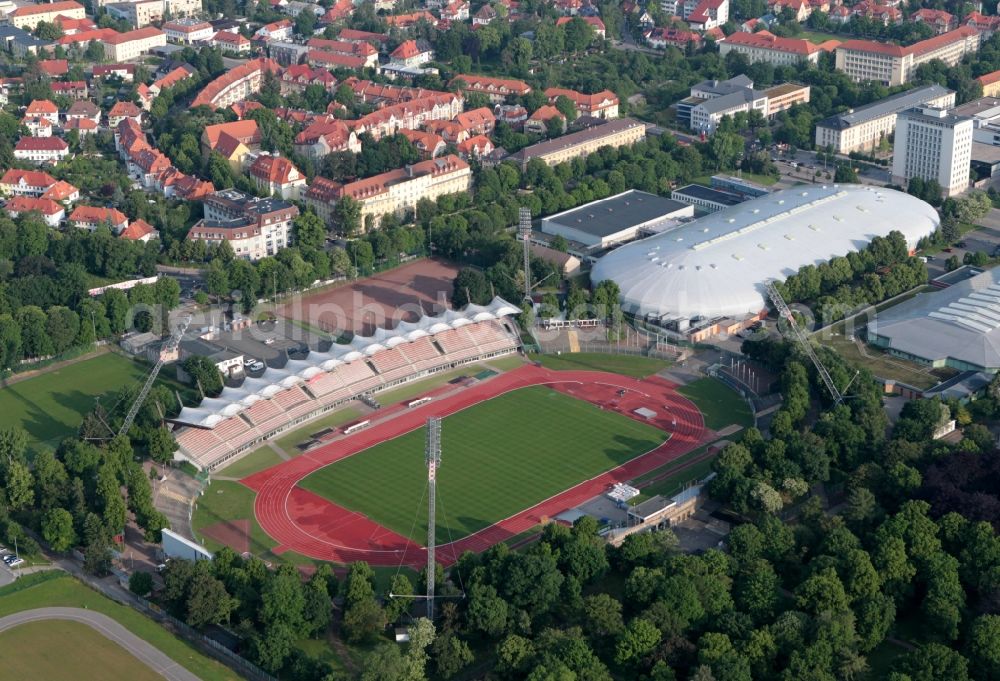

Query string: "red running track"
[[241, 365, 709, 567]]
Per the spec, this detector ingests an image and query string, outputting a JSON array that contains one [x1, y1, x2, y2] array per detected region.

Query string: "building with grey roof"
[[814, 84, 955, 153], [540, 190, 693, 248], [671, 184, 743, 212], [868, 267, 1000, 371], [674, 75, 809, 134], [506, 117, 647, 169], [891, 106, 973, 198], [0, 25, 52, 57]]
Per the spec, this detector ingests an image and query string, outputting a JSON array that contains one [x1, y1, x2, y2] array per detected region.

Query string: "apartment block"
[[835, 27, 980, 86], [718, 30, 827, 67], [507, 118, 647, 170], [103, 27, 166, 61], [9, 1, 85, 30], [814, 84, 955, 153], [188, 190, 299, 260], [304, 155, 472, 230], [891, 107, 973, 196]]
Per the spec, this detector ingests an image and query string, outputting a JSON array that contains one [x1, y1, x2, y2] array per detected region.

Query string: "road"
[[0, 607, 201, 681]]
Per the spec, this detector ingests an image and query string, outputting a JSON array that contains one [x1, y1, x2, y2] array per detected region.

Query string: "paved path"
[[0, 607, 201, 681]]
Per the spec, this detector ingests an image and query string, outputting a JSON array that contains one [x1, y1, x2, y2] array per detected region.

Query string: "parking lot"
[[924, 209, 1000, 279]]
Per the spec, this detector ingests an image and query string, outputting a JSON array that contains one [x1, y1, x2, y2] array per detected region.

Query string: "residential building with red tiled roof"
[[41, 180, 79, 204], [685, 0, 727, 30], [348, 92, 464, 139], [280, 64, 337, 94], [38, 59, 68, 77], [9, 1, 84, 30], [978, 69, 1000, 97], [555, 15, 606, 38], [163, 19, 215, 43], [5, 196, 64, 227], [202, 120, 260, 156], [0, 169, 57, 197], [644, 26, 702, 50], [454, 106, 495, 135], [304, 155, 471, 229], [248, 154, 306, 199], [293, 118, 360, 158], [54, 15, 96, 34], [320, 0, 353, 23], [545, 87, 619, 119], [965, 11, 1000, 39], [441, 0, 469, 21], [103, 27, 166, 62], [473, 4, 497, 25], [719, 30, 829, 66], [255, 18, 292, 41], [456, 134, 494, 159], [56, 27, 118, 49], [210, 30, 251, 54], [108, 100, 142, 128], [449, 73, 531, 102], [192, 58, 280, 109], [26, 99, 58, 125], [150, 65, 196, 96], [337, 28, 388, 46], [14, 136, 69, 163], [386, 11, 437, 27], [51, 81, 88, 100], [342, 77, 456, 107], [525, 105, 566, 134], [835, 26, 980, 85], [399, 129, 446, 158], [188, 191, 298, 260], [306, 49, 369, 70], [389, 39, 434, 67], [93, 64, 136, 81], [22, 116, 53, 137], [120, 219, 159, 241], [913, 8, 956, 34], [63, 118, 98, 135], [231, 101, 266, 119], [69, 205, 129, 233]]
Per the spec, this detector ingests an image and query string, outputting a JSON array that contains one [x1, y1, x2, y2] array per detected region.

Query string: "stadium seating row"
[[175, 319, 520, 471]]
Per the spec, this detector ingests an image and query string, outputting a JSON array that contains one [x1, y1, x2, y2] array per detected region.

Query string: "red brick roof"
[[723, 30, 822, 55], [449, 73, 531, 95], [308, 49, 366, 68], [15, 137, 68, 151], [979, 70, 1000, 86], [56, 28, 118, 45], [109, 100, 141, 118], [249, 155, 301, 185], [337, 28, 388, 43], [69, 205, 127, 225], [6, 196, 62, 216], [203, 120, 260, 149], [192, 58, 280, 108], [26, 99, 57, 115], [41, 180, 78, 201], [390, 40, 425, 60], [11, 1, 83, 17], [104, 26, 164, 45], [838, 26, 978, 57], [529, 105, 564, 122], [2, 169, 56, 186], [38, 59, 68, 77], [120, 219, 158, 240]]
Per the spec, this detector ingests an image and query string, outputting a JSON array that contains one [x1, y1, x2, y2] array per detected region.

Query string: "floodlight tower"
[[425, 417, 442, 620], [519, 207, 532, 303]]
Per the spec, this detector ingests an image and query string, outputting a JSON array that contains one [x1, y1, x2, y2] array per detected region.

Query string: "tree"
[[186, 572, 236, 628], [294, 211, 327, 250], [895, 643, 970, 681], [361, 644, 408, 681], [334, 196, 362, 234], [467, 583, 508, 637], [967, 614, 1000, 681], [615, 618, 661, 666], [452, 267, 491, 307], [129, 571, 154, 597], [41, 507, 75, 552], [182, 355, 223, 397], [4, 461, 34, 512], [432, 633, 474, 679]]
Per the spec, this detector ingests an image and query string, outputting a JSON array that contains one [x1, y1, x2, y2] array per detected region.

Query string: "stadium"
[[591, 184, 940, 337], [177, 292, 715, 567]]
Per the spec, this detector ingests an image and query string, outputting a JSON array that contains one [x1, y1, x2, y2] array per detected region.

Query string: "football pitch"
[[298, 385, 668, 543]]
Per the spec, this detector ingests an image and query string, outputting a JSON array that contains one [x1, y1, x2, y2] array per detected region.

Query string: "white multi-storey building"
[[835, 27, 981, 86], [187, 191, 299, 261], [718, 31, 826, 67], [891, 107, 973, 197]]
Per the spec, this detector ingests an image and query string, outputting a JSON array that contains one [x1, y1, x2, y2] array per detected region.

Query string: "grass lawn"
[[0, 353, 148, 451], [678, 378, 753, 431], [299, 386, 668, 543], [217, 446, 283, 479], [799, 29, 844, 43], [528, 352, 670, 378], [0, 575, 237, 681], [192, 480, 278, 556], [273, 406, 362, 455], [0, 620, 163, 681]]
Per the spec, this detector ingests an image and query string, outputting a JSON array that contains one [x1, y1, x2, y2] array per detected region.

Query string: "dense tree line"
[[774, 231, 927, 325]]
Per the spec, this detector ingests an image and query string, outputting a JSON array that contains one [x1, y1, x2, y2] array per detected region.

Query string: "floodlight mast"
[[763, 280, 845, 405], [519, 208, 532, 303], [117, 315, 191, 438], [425, 417, 442, 620]]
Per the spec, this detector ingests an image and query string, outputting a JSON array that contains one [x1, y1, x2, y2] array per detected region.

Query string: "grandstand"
[[172, 298, 522, 471]]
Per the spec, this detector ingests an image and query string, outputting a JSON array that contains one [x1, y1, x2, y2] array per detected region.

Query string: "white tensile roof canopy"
[[172, 297, 519, 427]]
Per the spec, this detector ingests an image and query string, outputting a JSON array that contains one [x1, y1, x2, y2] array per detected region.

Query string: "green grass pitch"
[[298, 385, 669, 543], [0, 353, 149, 451]]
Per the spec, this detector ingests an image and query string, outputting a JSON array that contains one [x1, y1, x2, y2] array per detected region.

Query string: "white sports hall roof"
[[173, 297, 520, 428], [591, 184, 939, 321], [869, 268, 1000, 370]]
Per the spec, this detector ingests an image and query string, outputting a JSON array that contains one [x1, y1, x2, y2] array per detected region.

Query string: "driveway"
[[0, 607, 200, 681]]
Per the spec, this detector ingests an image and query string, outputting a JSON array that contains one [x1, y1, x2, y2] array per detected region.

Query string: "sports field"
[[298, 385, 668, 543], [0, 620, 162, 681], [0, 353, 148, 450]]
